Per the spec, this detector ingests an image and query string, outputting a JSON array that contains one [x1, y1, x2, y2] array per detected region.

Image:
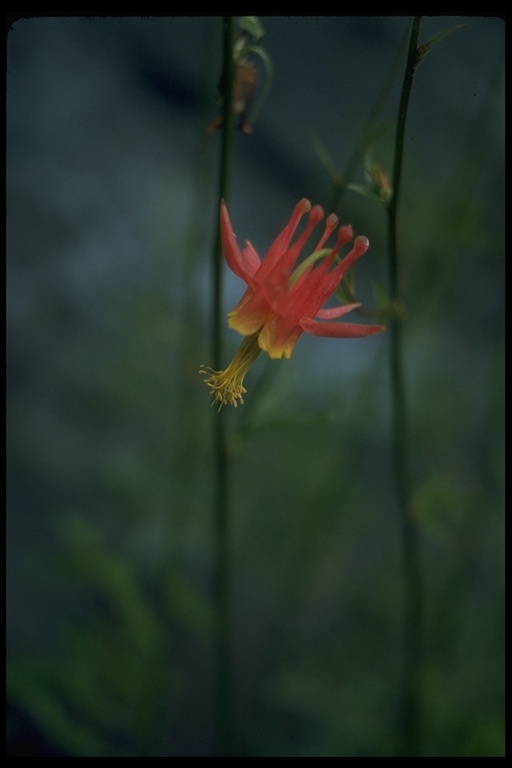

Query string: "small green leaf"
[[417, 25, 466, 62], [347, 183, 384, 203]]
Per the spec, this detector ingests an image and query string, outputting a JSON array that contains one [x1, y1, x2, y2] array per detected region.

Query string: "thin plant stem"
[[386, 16, 423, 756], [212, 15, 235, 757]]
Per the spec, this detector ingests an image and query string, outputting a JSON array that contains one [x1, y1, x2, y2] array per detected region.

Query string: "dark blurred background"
[[6, 16, 504, 756]]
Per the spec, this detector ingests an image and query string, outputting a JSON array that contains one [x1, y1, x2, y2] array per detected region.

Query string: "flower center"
[[199, 333, 262, 410]]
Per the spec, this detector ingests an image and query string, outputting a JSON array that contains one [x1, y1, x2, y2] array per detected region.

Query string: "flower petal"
[[300, 318, 385, 338], [333, 235, 370, 276], [241, 241, 261, 277], [257, 315, 303, 359], [227, 293, 270, 336], [315, 303, 361, 320], [254, 198, 313, 282], [220, 200, 253, 284], [296, 236, 370, 319]]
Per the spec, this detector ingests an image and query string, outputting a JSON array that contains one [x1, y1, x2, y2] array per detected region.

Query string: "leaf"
[[346, 183, 384, 203], [418, 25, 467, 62]]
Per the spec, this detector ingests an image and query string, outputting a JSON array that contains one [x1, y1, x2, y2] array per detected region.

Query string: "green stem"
[[386, 16, 422, 756], [212, 16, 235, 757]]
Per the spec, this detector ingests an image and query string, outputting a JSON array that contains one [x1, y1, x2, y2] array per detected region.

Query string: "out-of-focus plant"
[[7, 516, 212, 756]]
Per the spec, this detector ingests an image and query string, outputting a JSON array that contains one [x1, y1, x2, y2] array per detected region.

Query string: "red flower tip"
[[308, 205, 324, 226], [353, 235, 370, 254], [337, 225, 354, 247]]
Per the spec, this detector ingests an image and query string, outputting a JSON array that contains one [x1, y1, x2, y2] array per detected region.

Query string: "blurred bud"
[[368, 161, 392, 204]]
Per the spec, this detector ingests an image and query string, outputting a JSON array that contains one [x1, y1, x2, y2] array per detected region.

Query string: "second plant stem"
[[387, 15, 423, 757]]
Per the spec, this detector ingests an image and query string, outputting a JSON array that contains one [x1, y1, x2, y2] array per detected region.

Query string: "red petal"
[[300, 318, 385, 338], [241, 241, 261, 277], [299, 237, 370, 317], [255, 199, 312, 282], [315, 303, 361, 320], [257, 315, 303, 359], [220, 200, 252, 284]]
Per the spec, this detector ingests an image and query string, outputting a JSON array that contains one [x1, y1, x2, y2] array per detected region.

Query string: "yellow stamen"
[[199, 333, 262, 410]]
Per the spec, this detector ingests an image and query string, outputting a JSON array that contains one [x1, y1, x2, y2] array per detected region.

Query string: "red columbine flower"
[[200, 198, 384, 409]]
